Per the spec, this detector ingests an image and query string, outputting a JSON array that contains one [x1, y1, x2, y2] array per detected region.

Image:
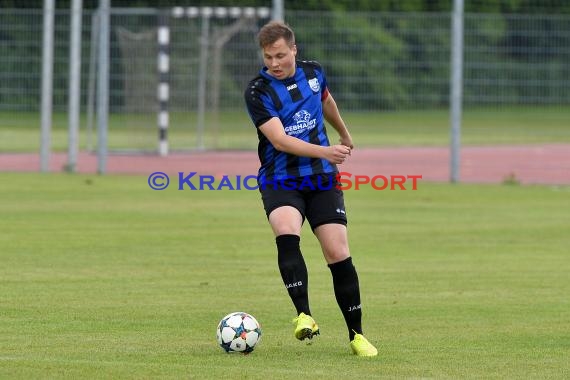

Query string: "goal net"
[[93, 7, 271, 154]]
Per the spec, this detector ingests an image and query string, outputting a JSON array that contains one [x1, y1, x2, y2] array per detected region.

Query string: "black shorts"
[[259, 173, 347, 231]]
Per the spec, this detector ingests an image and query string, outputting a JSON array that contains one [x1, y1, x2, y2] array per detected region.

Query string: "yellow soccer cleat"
[[350, 334, 378, 357], [292, 312, 320, 341]]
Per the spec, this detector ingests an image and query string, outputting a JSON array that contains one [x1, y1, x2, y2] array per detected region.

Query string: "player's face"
[[262, 38, 297, 80]]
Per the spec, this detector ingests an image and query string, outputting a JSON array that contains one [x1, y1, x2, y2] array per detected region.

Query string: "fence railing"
[[0, 8, 568, 153]]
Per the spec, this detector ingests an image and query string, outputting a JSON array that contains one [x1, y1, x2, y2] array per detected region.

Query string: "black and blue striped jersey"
[[244, 60, 336, 184]]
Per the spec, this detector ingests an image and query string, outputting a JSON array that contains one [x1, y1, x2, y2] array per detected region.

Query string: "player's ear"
[[292, 44, 297, 56]]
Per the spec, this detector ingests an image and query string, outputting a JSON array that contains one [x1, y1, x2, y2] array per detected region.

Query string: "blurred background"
[[0, 0, 568, 180]]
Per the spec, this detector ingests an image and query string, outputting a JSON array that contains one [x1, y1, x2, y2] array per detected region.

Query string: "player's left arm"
[[322, 90, 353, 150]]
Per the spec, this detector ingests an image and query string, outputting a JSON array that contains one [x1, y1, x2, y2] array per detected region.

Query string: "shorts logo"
[[308, 78, 320, 93]]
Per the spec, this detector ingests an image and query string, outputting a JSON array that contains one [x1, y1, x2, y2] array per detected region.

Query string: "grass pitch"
[[0, 173, 569, 379], [1, 106, 569, 152]]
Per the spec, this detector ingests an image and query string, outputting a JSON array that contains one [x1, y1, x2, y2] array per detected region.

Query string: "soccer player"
[[244, 21, 378, 357]]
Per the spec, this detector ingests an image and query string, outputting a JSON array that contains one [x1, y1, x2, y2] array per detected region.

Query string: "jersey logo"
[[285, 110, 316, 135], [293, 110, 311, 124], [308, 77, 320, 93]]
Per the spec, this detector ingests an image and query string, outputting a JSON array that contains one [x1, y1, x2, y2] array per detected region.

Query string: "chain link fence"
[[0, 7, 568, 153]]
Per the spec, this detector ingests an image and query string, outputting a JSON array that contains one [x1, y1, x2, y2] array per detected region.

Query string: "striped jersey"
[[244, 60, 336, 183]]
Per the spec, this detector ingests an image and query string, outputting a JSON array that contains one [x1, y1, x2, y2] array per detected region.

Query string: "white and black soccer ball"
[[216, 312, 262, 354]]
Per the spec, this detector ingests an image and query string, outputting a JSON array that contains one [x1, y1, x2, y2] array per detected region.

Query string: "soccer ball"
[[216, 312, 262, 354]]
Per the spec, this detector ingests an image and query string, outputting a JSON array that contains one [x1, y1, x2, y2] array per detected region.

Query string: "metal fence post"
[[196, 8, 211, 151], [157, 10, 170, 156], [40, 0, 55, 172], [450, 0, 464, 183], [67, 0, 83, 173], [97, 0, 110, 174], [272, 0, 284, 21]]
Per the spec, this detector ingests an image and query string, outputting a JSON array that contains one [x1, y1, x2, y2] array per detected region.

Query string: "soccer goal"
[[87, 6, 271, 156]]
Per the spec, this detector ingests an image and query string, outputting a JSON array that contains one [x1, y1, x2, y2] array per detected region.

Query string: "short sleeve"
[[244, 79, 278, 128]]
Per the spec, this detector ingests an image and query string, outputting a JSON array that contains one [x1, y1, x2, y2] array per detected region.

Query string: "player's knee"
[[324, 249, 350, 265], [269, 207, 303, 236], [273, 224, 301, 236]]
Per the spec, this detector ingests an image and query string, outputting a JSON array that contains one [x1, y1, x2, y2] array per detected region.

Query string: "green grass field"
[[1, 106, 569, 152], [1, 173, 569, 378]]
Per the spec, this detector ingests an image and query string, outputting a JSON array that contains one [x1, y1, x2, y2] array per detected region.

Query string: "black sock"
[[276, 234, 311, 316], [328, 257, 362, 341]]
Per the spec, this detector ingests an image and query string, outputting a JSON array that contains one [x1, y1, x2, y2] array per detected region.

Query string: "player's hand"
[[327, 144, 352, 165], [339, 133, 354, 151]]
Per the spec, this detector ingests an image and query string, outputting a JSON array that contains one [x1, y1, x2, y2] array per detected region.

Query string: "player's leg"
[[267, 202, 308, 315], [269, 206, 319, 340], [268, 205, 303, 236], [260, 186, 319, 340], [307, 176, 377, 355], [307, 183, 362, 339], [314, 223, 363, 338], [314, 224, 377, 356]]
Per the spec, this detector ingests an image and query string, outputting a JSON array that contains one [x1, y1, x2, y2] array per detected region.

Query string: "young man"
[[244, 21, 378, 357]]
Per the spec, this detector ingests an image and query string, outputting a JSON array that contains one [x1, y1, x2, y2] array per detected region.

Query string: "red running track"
[[1, 144, 569, 185]]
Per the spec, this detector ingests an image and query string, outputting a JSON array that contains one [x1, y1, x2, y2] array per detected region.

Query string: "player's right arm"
[[245, 78, 349, 165], [258, 118, 350, 165]]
